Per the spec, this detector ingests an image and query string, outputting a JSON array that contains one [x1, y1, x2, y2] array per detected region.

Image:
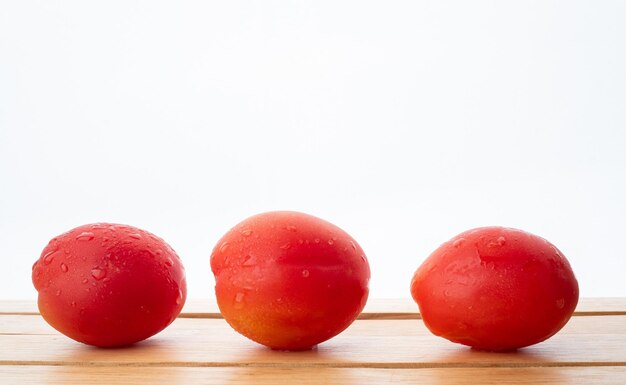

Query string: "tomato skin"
[[210, 211, 370, 350], [32, 223, 186, 347], [410, 227, 579, 351]]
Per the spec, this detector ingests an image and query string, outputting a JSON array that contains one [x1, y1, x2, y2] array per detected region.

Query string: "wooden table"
[[1, 298, 625, 384]]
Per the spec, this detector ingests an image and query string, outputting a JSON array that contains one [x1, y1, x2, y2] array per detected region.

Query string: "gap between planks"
[[2, 360, 626, 369]]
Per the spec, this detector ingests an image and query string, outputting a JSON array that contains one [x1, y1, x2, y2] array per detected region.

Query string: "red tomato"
[[32, 223, 186, 347], [410, 227, 579, 351], [210, 211, 370, 350]]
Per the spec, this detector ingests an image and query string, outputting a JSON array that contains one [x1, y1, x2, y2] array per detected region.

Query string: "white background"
[[1, 1, 625, 300]]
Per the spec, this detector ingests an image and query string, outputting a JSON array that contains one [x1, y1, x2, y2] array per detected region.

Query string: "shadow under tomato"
[[44, 337, 184, 384], [427, 345, 566, 385], [56, 336, 179, 365], [434, 343, 553, 366]]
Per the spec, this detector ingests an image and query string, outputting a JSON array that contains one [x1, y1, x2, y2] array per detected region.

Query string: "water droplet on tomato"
[[360, 255, 367, 263], [129, 233, 142, 240], [60, 263, 68, 273], [71, 301, 76, 307], [497, 236, 506, 246], [350, 241, 357, 251], [556, 298, 565, 309], [302, 269, 310, 278], [453, 238, 465, 248], [242, 254, 256, 266], [55, 289, 62, 296], [240, 229, 253, 237], [234, 292, 245, 309], [91, 268, 107, 281], [43, 251, 56, 265], [286, 225, 297, 232], [328, 238, 335, 245], [76, 232, 95, 241], [82, 278, 88, 284], [165, 258, 174, 267], [314, 238, 321, 244], [280, 243, 291, 250], [219, 242, 230, 253]]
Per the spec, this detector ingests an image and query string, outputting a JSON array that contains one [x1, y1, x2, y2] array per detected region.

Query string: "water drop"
[[497, 236, 506, 246], [71, 301, 76, 307], [129, 233, 142, 240], [91, 268, 107, 281], [219, 242, 230, 253], [453, 238, 465, 248], [234, 292, 245, 309], [60, 263, 68, 273], [82, 278, 89, 284], [327, 239, 334, 245], [360, 255, 367, 263], [314, 238, 320, 244], [76, 232, 95, 241], [301, 269, 310, 278], [55, 289, 62, 296], [242, 254, 256, 266], [350, 241, 357, 251], [240, 229, 253, 237], [176, 289, 184, 305], [286, 225, 297, 232], [556, 298, 565, 309], [43, 251, 56, 265], [280, 243, 291, 250], [165, 258, 174, 267]]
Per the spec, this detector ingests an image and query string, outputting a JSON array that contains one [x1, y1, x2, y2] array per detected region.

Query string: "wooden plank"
[[1, 316, 626, 368], [2, 298, 626, 317], [2, 313, 626, 337], [2, 366, 626, 385]]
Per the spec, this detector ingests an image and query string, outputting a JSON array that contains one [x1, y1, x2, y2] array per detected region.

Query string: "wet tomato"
[[410, 227, 579, 351], [210, 211, 370, 350], [32, 223, 186, 347]]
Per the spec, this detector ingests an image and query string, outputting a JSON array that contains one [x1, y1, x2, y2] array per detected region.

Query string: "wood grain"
[[1, 316, 626, 368], [2, 298, 625, 317], [2, 312, 626, 337], [2, 299, 626, 384], [3, 366, 626, 385]]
